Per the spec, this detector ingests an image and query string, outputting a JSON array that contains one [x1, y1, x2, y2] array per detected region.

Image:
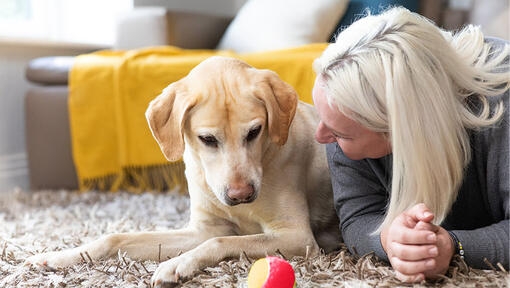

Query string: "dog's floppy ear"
[[146, 82, 195, 161], [255, 70, 298, 146]]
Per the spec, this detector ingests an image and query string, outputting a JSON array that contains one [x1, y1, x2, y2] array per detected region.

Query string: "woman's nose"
[[315, 121, 335, 144]]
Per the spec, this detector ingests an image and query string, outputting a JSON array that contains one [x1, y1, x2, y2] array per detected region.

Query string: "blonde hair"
[[313, 7, 509, 230]]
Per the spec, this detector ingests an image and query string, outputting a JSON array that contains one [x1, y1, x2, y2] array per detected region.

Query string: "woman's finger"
[[389, 224, 437, 245], [404, 203, 435, 223], [389, 242, 438, 261], [415, 220, 440, 233], [394, 270, 425, 283], [391, 256, 436, 276]]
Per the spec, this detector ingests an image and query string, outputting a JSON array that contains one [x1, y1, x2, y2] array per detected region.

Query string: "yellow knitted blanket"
[[69, 43, 327, 192]]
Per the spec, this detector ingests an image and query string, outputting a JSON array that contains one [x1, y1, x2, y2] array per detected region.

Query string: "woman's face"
[[312, 77, 392, 160]]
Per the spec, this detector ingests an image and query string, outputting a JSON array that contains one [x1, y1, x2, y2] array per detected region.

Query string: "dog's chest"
[[219, 206, 268, 235]]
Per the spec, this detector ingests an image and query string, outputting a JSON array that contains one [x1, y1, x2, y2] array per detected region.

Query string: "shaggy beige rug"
[[0, 189, 508, 287]]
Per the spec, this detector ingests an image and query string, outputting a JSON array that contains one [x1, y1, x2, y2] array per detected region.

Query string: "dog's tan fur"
[[26, 56, 340, 287]]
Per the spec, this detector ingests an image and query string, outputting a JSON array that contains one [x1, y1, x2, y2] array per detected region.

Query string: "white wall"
[[470, 0, 509, 40], [0, 40, 101, 192]]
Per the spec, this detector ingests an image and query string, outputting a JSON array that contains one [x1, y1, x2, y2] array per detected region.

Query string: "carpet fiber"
[[0, 189, 508, 287]]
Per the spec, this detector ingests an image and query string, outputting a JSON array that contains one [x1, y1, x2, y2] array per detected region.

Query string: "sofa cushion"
[[217, 0, 349, 53], [25, 56, 74, 85]]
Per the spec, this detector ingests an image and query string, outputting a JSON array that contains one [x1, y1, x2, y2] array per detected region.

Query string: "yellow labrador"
[[26, 56, 340, 287]]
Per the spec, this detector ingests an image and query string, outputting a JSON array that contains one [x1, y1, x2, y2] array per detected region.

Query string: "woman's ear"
[[254, 70, 298, 145], [145, 82, 195, 161]]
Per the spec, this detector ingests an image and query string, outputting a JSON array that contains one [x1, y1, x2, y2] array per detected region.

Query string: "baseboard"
[[0, 153, 29, 190]]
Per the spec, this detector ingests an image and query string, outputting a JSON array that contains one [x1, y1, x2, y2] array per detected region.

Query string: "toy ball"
[[247, 256, 296, 288]]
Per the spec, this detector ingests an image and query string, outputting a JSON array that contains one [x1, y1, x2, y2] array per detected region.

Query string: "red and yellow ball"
[[247, 256, 296, 288]]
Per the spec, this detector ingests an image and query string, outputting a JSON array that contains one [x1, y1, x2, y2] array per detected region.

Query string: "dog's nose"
[[226, 183, 255, 204]]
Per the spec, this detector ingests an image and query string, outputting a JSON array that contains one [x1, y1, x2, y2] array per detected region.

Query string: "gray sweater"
[[327, 49, 509, 269]]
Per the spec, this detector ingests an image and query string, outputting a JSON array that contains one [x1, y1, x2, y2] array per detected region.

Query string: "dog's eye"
[[246, 125, 261, 142], [198, 135, 218, 147]]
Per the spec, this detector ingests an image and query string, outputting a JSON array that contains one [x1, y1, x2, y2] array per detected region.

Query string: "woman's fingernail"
[[429, 247, 438, 256], [427, 233, 436, 241], [426, 259, 435, 268]]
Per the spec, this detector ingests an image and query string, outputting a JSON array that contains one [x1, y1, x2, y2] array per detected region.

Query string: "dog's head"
[[146, 56, 298, 206]]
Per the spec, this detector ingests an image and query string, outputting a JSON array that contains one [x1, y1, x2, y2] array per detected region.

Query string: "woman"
[[312, 7, 509, 282]]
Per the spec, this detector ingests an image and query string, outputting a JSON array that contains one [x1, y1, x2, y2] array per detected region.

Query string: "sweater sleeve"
[[452, 221, 509, 269], [326, 143, 390, 262], [456, 88, 509, 269]]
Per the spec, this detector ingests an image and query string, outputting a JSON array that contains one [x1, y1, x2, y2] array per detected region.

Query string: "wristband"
[[448, 231, 465, 260]]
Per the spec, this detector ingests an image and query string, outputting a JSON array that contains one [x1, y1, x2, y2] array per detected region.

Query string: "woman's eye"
[[198, 135, 218, 147], [246, 126, 261, 142]]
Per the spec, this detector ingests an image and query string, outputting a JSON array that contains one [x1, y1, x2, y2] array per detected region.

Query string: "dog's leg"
[[25, 228, 218, 269], [151, 231, 319, 286]]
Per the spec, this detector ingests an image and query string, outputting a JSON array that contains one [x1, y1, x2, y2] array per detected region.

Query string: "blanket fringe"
[[81, 161, 187, 194]]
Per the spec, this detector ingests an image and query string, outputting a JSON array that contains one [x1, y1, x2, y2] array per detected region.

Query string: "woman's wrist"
[[448, 231, 465, 260]]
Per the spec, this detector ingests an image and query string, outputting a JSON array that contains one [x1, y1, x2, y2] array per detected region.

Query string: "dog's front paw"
[[25, 249, 83, 269], [151, 255, 198, 287]]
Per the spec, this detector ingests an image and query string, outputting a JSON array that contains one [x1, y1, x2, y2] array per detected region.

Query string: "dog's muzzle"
[[225, 183, 257, 206]]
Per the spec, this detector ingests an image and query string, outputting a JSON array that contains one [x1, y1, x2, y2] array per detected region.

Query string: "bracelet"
[[448, 231, 465, 260]]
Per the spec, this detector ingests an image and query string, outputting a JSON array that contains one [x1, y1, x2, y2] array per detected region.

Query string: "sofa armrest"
[[25, 56, 74, 85], [115, 7, 233, 50]]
